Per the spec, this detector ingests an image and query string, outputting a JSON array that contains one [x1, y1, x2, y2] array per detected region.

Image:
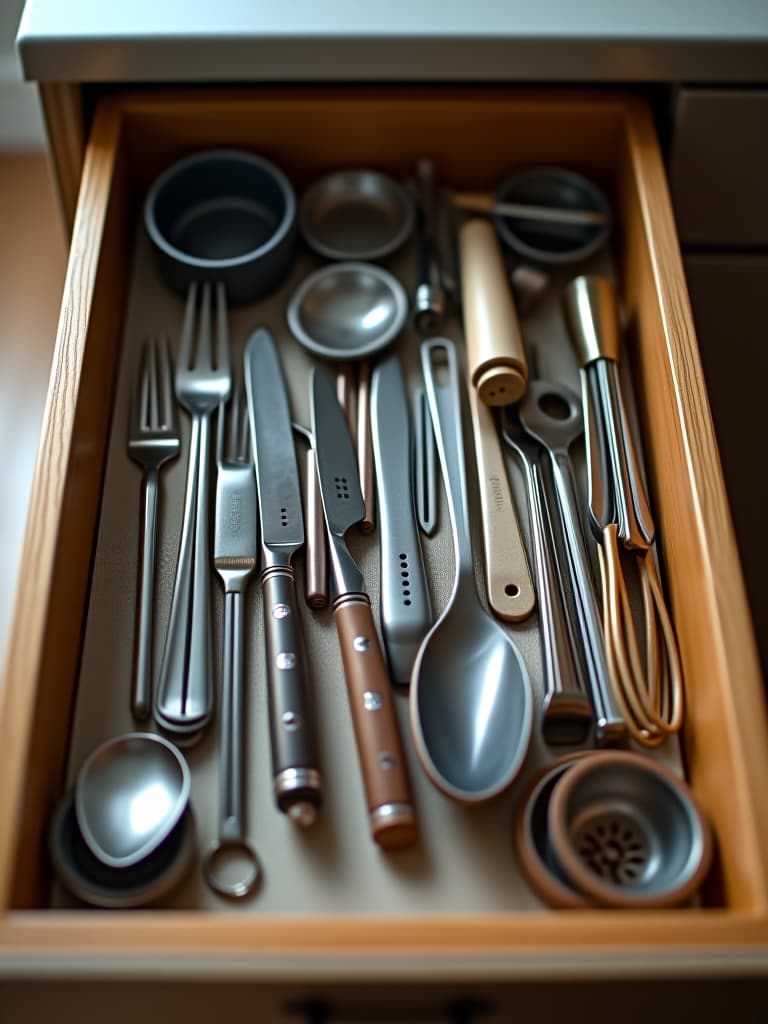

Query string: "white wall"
[[0, 0, 45, 148]]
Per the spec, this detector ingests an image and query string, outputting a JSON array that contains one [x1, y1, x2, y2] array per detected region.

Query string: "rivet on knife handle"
[[263, 567, 323, 825], [333, 595, 418, 850], [468, 384, 535, 622]]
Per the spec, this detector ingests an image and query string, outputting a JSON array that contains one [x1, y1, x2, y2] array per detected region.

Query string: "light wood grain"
[[0, 99, 126, 907], [1, 88, 766, 969]]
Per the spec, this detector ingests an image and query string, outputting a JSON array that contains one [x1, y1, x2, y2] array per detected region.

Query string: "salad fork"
[[155, 281, 232, 739], [127, 335, 180, 720]]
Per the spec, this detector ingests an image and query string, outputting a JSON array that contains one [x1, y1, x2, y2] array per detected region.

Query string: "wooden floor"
[[0, 152, 67, 664]]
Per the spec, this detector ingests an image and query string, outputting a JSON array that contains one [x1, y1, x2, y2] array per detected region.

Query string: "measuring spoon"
[[518, 380, 627, 747], [410, 338, 533, 803], [75, 732, 190, 869]]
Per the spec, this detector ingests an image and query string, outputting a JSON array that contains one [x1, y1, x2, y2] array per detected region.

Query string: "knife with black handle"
[[310, 366, 417, 850], [244, 328, 323, 826]]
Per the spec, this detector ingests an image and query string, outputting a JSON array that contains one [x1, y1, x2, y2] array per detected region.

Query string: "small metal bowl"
[[300, 169, 414, 261], [547, 751, 713, 909], [144, 149, 297, 305], [49, 791, 195, 909], [515, 752, 593, 910], [287, 261, 408, 361], [493, 166, 611, 266]]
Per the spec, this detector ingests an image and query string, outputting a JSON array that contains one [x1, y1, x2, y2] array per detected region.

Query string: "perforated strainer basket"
[[547, 751, 713, 909]]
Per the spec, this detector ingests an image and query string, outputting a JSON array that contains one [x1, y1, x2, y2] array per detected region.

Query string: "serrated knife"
[[244, 328, 322, 826], [310, 366, 417, 850]]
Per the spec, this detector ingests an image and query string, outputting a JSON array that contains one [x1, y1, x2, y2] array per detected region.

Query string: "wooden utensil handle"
[[333, 595, 417, 850], [458, 218, 527, 406], [467, 384, 535, 622]]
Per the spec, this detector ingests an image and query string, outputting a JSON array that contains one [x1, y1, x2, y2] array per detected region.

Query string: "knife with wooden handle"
[[310, 366, 417, 850]]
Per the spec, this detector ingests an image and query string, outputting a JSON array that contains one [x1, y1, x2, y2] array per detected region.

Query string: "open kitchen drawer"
[[1, 87, 768, 1017]]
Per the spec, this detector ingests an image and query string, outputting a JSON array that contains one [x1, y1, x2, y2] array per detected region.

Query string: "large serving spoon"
[[410, 338, 533, 803], [75, 732, 190, 869]]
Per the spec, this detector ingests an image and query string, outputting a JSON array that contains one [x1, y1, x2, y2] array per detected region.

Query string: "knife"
[[370, 353, 432, 683], [244, 328, 323, 827], [310, 366, 417, 850]]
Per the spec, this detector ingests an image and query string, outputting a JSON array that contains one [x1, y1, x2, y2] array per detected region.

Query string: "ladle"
[[75, 732, 191, 869], [410, 338, 533, 803]]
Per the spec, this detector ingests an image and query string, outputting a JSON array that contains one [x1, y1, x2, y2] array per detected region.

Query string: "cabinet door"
[[684, 252, 768, 678], [670, 89, 768, 247]]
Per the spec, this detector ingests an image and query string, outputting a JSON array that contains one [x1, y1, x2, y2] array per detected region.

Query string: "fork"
[[128, 335, 181, 720], [204, 381, 261, 897], [155, 281, 232, 738]]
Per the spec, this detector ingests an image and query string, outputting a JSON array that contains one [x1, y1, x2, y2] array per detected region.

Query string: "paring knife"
[[370, 353, 432, 683], [310, 366, 417, 850], [244, 328, 323, 827]]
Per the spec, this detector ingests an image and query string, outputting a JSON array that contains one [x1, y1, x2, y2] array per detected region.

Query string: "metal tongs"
[[563, 276, 683, 746]]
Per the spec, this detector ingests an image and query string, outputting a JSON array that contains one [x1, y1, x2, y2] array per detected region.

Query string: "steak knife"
[[244, 328, 323, 826], [310, 366, 417, 850]]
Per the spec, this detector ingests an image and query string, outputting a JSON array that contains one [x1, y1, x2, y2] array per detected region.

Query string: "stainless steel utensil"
[[155, 281, 231, 738], [245, 328, 323, 825], [370, 352, 432, 683], [412, 158, 446, 334], [501, 406, 593, 745], [563, 275, 683, 746], [310, 366, 417, 850], [356, 358, 376, 534], [299, 168, 414, 261], [292, 422, 328, 610], [518, 380, 627, 746], [75, 732, 190, 869], [548, 750, 713, 909], [50, 790, 195, 909], [203, 383, 261, 898], [287, 261, 408, 362], [467, 384, 535, 623], [127, 336, 181, 721], [410, 338, 533, 804], [413, 387, 438, 537]]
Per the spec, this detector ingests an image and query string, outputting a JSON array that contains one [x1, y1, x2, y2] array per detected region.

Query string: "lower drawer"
[[1, 87, 767, 1000]]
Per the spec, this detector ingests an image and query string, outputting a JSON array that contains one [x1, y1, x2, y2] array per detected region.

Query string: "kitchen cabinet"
[[3, 3, 768, 1020]]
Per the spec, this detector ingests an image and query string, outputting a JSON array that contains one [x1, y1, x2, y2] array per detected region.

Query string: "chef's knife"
[[370, 353, 432, 683], [244, 328, 323, 826], [310, 366, 417, 850]]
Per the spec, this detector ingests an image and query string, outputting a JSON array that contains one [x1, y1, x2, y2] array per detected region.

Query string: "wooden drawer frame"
[[1, 87, 767, 986]]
